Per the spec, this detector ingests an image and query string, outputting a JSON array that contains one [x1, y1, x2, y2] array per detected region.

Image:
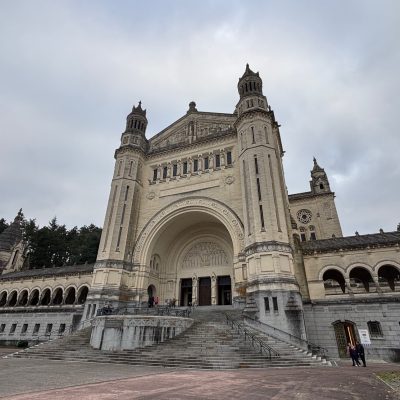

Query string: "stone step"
[[8, 309, 330, 369]]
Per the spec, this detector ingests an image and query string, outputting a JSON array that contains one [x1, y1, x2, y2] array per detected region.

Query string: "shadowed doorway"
[[198, 277, 211, 306]]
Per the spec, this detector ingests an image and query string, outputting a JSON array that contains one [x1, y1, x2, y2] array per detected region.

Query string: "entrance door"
[[198, 277, 211, 306], [217, 276, 232, 305], [333, 321, 358, 358], [180, 279, 192, 306]]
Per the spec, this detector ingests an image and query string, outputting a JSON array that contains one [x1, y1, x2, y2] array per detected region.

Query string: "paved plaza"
[[0, 357, 399, 399]]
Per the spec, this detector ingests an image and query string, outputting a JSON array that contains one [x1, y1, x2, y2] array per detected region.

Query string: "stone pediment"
[[148, 111, 236, 153]]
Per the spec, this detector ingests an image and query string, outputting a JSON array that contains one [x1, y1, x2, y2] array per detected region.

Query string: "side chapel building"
[[0, 65, 399, 360]]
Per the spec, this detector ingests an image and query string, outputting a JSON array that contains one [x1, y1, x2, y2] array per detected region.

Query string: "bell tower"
[[310, 157, 331, 194], [236, 65, 306, 338], [88, 102, 149, 310]]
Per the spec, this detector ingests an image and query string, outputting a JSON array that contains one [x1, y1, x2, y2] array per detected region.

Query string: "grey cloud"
[[0, 1, 399, 236]]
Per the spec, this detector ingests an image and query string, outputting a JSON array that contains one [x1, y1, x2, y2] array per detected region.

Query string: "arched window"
[[309, 225, 316, 241], [64, 287, 76, 305], [77, 286, 89, 304], [378, 265, 400, 291], [349, 267, 374, 292], [299, 227, 307, 242], [0, 292, 7, 307], [29, 289, 40, 306], [323, 269, 346, 294], [40, 289, 51, 306], [8, 291, 18, 307], [17, 290, 28, 306], [52, 288, 63, 305]]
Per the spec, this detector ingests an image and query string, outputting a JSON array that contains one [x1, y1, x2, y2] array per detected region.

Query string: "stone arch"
[[345, 262, 373, 278], [52, 287, 64, 305], [322, 268, 346, 294], [7, 290, 18, 306], [319, 265, 345, 281], [374, 260, 400, 273], [0, 291, 7, 307], [28, 288, 40, 306], [132, 197, 245, 267], [64, 286, 76, 305], [377, 264, 400, 291], [349, 266, 374, 292], [77, 285, 89, 304], [17, 289, 29, 306], [40, 288, 51, 305]]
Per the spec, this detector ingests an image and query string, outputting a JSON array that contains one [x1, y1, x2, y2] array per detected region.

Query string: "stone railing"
[[90, 315, 193, 351]]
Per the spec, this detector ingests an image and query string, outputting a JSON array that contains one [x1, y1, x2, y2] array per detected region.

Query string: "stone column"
[[220, 150, 226, 168], [157, 164, 161, 180], [192, 276, 198, 306], [209, 152, 214, 170], [211, 274, 217, 305]]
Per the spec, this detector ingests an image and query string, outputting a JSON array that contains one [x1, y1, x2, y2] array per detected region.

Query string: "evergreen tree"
[[0, 218, 8, 234], [22, 217, 101, 268]]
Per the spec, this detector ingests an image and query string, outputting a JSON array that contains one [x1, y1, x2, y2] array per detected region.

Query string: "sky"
[[0, 0, 399, 236]]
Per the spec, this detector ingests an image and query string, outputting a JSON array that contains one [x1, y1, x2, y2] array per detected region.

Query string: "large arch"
[[132, 197, 243, 306], [132, 197, 245, 266]]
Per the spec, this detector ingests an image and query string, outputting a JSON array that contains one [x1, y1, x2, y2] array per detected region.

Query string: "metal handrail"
[[244, 315, 328, 358], [224, 313, 279, 360]]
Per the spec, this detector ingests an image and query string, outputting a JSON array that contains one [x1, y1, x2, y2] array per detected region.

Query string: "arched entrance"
[[133, 197, 244, 307], [333, 320, 358, 358]]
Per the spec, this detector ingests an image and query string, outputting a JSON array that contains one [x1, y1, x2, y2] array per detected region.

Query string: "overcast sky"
[[0, 0, 399, 236]]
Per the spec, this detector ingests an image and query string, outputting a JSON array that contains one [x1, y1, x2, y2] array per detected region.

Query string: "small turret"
[[125, 101, 148, 134], [310, 157, 331, 194], [120, 101, 149, 153], [235, 64, 269, 118], [237, 64, 263, 99]]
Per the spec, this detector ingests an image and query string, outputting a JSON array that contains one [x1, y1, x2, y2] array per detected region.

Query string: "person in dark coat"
[[349, 344, 361, 366], [356, 341, 366, 367]]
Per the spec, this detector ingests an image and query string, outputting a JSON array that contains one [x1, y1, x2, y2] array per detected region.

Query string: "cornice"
[[244, 241, 293, 257]]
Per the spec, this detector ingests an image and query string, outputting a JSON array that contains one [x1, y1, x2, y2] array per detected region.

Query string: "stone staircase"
[[6, 306, 331, 369]]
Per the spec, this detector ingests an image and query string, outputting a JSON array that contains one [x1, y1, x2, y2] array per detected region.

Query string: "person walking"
[[356, 341, 366, 367], [349, 344, 361, 366]]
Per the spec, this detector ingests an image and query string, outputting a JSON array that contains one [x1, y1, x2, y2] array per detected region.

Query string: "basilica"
[[0, 65, 399, 361]]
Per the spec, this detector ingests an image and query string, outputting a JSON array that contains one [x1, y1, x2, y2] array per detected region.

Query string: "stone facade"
[[0, 65, 399, 360]]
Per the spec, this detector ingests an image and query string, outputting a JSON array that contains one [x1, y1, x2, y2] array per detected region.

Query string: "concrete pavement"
[[0, 358, 399, 399]]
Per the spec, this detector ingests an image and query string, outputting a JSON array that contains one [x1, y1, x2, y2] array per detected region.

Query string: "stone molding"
[[133, 196, 245, 265], [244, 241, 293, 257], [94, 260, 134, 271]]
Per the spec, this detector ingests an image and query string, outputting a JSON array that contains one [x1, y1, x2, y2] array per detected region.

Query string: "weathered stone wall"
[[303, 300, 400, 361], [91, 315, 193, 351], [0, 309, 83, 343]]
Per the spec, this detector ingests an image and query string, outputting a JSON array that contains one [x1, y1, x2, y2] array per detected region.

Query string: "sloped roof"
[[0, 263, 94, 280], [301, 231, 400, 255]]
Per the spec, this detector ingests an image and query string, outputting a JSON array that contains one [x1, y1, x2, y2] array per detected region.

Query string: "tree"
[[0, 218, 8, 234], [22, 216, 101, 269]]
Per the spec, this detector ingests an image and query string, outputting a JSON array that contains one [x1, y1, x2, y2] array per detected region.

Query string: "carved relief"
[[225, 176, 235, 185], [183, 242, 229, 269], [146, 192, 156, 200], [150, 119, 234, 152]]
